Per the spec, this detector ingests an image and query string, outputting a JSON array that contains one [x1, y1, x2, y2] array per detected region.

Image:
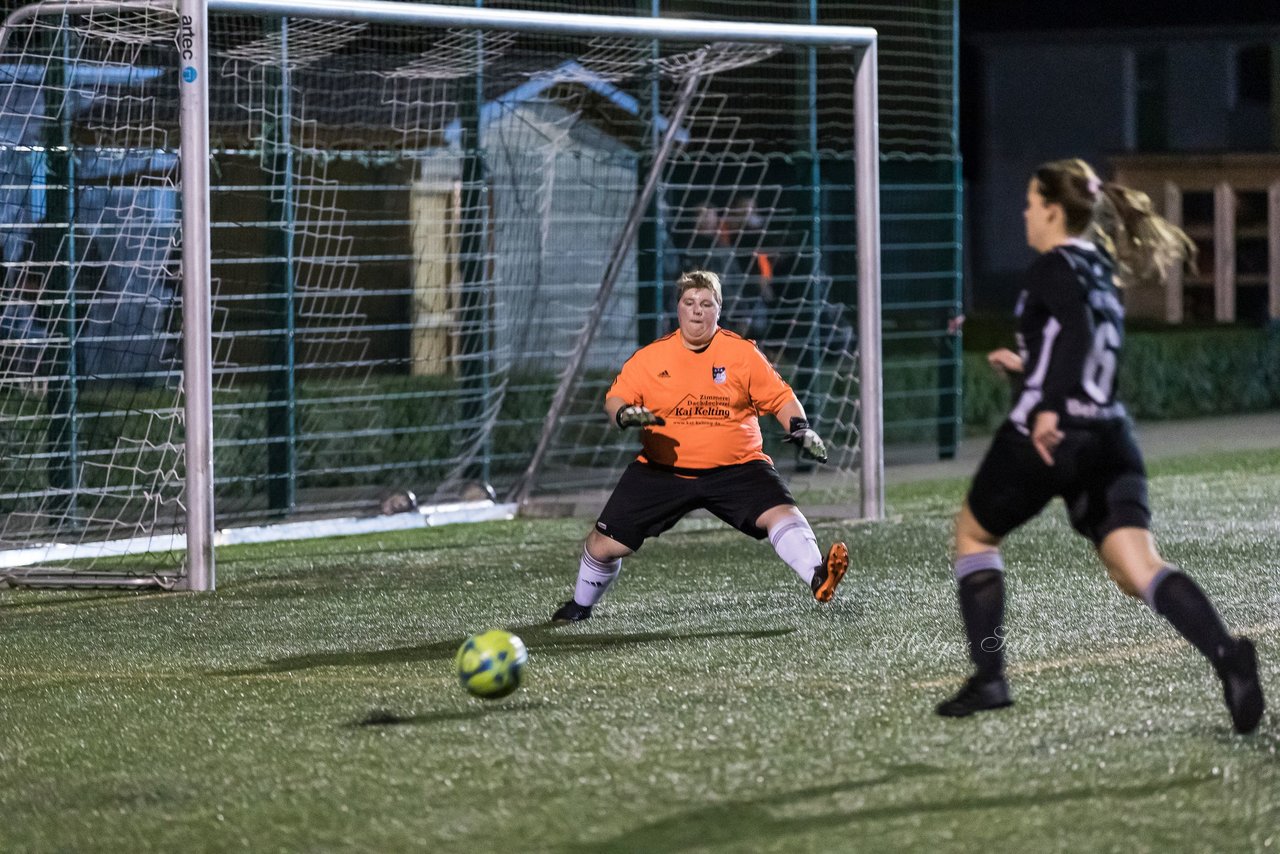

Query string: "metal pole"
[[209, 0, 876, 47], [855, 42, 883, 521], [456, 25, 492, 487], [40, 22, 82, 527], [177, 0, 215, 590], [265, 17, 298, 514], [798, 0, 823, 466], [938, 2, 962, 461], [635, 0, 663, 345]]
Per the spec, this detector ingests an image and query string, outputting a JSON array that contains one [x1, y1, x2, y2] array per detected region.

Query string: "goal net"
[[0, 0, 880, 588]]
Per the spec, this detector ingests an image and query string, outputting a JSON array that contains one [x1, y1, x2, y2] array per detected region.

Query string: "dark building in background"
[[961, 1, 1280, 324]]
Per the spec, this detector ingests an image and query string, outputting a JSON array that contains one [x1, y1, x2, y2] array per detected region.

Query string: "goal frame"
[[1, 0, 883, 592]]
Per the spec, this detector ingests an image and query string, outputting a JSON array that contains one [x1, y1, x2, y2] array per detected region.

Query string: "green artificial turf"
[[2, 449, 1277, 852]]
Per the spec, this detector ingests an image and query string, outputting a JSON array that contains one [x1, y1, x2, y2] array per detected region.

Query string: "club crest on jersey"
[[711, 366, 726, 384]]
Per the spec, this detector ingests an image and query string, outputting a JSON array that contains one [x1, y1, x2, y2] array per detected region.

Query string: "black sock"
[[1149, 569, 1235, 664], [957, 569, 1006, 680]]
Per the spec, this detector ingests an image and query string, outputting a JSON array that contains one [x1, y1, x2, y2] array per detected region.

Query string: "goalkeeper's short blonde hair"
[[675, 270, 722, 305]]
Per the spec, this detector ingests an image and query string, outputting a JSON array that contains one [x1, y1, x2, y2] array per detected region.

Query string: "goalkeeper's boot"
[[1215, 636, 1265, 734], [935, 673, 1013, 718], [810, 542, 849, 603], [550, 599, 593, 624]]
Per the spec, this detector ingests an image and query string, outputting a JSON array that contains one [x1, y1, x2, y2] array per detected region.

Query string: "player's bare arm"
[[776, 396, 828, 464], [987, 347, 1023, 375]]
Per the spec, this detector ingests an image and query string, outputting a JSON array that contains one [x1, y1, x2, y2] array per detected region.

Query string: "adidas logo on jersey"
[[658, 370, 670, 378]]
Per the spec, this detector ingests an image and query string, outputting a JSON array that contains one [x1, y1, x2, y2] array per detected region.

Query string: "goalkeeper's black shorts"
[[593, 460, 795, 552]]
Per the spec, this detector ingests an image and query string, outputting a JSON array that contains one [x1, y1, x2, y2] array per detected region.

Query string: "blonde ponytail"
[[1033, 158, 1196, 288], [1094, 183, 1197, 288]]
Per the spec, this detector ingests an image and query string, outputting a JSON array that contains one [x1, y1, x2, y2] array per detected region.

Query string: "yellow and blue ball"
[[455, 630, 527, 699]]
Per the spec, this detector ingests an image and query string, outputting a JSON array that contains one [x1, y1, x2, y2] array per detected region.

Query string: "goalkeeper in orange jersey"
[[550, 269, 848, 623]]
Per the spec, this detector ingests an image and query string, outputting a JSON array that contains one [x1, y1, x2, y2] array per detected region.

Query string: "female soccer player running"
[[550, 270, 848, 623], [936, 158, 1265, 733]]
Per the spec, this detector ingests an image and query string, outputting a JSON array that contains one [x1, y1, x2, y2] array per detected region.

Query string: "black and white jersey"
[[1008, 238, 1127, 433]]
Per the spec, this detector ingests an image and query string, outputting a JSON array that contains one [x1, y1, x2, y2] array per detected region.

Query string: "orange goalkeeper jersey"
[[607, 328, 796, 470]]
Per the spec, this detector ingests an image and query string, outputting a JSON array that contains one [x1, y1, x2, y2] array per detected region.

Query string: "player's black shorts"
[[967, 419, 1151, 546], [594, 460, 796, 552]]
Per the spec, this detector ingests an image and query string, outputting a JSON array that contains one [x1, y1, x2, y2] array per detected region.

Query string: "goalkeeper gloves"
[[784, 417, 828, 463], [615, 404, 666, 429]]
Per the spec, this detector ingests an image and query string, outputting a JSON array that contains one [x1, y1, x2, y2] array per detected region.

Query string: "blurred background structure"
[[961, 0, 1280, 326]]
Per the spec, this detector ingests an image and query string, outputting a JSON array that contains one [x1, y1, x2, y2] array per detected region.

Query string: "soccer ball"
[[455, 630, 528, 699]]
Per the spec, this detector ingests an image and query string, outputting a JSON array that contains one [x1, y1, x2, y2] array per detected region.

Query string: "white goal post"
[[0, 0, 881, 591]]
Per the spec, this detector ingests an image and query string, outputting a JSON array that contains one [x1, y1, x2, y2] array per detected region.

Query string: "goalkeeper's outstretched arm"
[[775, 396, 828, 463], [773, 398, 807, 433], [604, 396, 628, 425], [605, 396, 666, 429]]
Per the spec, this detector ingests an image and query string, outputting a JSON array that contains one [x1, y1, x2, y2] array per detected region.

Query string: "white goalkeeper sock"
[[573, 548, 621, 607], [768, 517, 823, 586]]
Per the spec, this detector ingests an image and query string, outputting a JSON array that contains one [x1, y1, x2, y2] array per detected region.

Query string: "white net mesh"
[[1, 2, 867, 582], [1, 3, 184, 583]]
